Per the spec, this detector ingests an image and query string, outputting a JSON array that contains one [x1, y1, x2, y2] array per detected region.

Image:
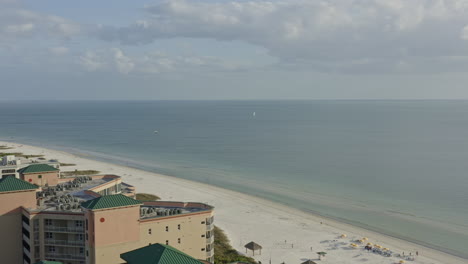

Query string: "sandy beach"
[[1, 140, 466, 264]]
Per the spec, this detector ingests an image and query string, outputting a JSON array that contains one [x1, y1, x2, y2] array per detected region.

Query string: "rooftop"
[[18, 164, 59, 174], [120, 243, 205, 264], [0, 176, 38, 193], [81, 194, 142, 210], [140, 203, 212, 220]]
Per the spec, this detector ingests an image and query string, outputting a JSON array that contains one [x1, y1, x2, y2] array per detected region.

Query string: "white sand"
[[1, 141, 466, 264]]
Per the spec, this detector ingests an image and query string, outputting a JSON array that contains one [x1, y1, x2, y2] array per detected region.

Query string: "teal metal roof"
[[0, 176, 38, 193], [18, 164, 58, 174], [81, 194, 142, 210], [34, 261, 63, 264], [120, 243, 205, 264]]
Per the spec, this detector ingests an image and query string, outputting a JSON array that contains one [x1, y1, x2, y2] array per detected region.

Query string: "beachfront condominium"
[[1, 155, 60, 179], [0, 165, 215, 264]]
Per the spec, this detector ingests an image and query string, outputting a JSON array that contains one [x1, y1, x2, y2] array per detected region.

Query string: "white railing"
[[44, 239, 85, 246], [22, 221, 30, 231], [45, 252, 85, 260], [23, 234, 30, 245], [23, 247, 31, 258], [206, 236, 214, 244], [206, 248, 214, 257], [44, 226, 84, 233]]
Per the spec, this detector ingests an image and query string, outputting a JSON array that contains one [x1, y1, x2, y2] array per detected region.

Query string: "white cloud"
[[97, 0, 468, 73], [4, 23, 34, 33], [0, 8, 81, 39], [79, 51, 106, 71], [462, 25, 468, 39], [77, 48, 249, 74], [113, 48, 135, 74]]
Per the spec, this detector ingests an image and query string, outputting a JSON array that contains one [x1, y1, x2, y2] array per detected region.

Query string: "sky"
[[2, 0, 468, 100]]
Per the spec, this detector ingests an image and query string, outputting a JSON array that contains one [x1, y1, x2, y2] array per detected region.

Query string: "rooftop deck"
[[29, 175, 131, 213]]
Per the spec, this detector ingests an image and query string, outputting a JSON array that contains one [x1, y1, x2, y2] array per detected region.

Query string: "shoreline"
[[1, 140, 467, 264]]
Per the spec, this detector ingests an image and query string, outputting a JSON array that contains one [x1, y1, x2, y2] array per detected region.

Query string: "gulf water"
[[0, 100, 467, 258]]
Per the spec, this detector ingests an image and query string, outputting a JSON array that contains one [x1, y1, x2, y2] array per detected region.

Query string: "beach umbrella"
[[316, 252, 327, 260], [340, 234, 347, 238], [301, 260, 317, 264], [367, 243, 373, 245], [399, 261, 405, 264], [244, 241, 262, 256], [383, 248, 389, 251], [362, 237, 368, 241]]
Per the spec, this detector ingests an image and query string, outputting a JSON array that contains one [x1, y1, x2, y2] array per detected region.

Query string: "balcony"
[[206, 222, 214, 231], [44, 226, 84, 233], [206, 236, 214, 244], [206, 248, 214, 257], [45, 252, 85, 261], [44, 239, 85, 247]]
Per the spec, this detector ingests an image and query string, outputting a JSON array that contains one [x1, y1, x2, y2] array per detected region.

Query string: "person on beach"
[[416, 251, 419, 256]]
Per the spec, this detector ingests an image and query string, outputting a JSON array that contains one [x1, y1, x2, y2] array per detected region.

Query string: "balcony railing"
[[45, 252, 85, 260], [206, 222, 214, 231], [206, 236, 214, 244], [44, 239, 85, 247], [206, 248, 214, 257], [44, 226, 84, 233]]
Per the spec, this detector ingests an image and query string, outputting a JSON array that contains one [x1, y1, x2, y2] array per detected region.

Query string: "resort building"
[[1, 155, 60, 179], [0, 172, 214, 264]]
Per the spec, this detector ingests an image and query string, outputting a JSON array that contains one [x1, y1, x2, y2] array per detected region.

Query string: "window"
[[178, 238, 181, 244], [165, 226, 168, 232], [79, 248, 84, 254], [75, 220, 83, 227], [86, 233, 88, 241], [201, 248, 205, 251], [85, 219, 88, 229], [165, 240, 169, 245], [201, 234, 205, 237], [2, 169, 15, 173], [76, 234, 84, 241], [178, 224, 180, 230], [148, 229, 152, 235], [38, 175, 42, 179], [201, 221, 205, 224], [45, 219, 52, 226], [46, 232, 53, 239], [48, 246, 56, 252]]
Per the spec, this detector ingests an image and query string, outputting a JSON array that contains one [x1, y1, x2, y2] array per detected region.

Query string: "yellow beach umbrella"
[[367, 242, 373, 245], [357, 240, 364, 243], [362, 237, 368, 241], [340, 234, 347, 238], [399, 261, 405, 264], [383, 248, 389, 251]]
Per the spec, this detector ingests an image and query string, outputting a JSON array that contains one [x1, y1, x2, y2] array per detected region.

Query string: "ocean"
[[1, 100, 467, 258]]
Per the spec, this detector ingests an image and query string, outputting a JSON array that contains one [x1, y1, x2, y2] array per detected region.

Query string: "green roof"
[[18, 164, 59, 174], [120, 243, 205, 264], [81, 194, 142, 210], [0, 176, 38, 193], [34, 261, 63, 264]]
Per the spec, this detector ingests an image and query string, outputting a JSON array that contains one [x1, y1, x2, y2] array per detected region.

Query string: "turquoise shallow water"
[[1, 100, 467, 258]]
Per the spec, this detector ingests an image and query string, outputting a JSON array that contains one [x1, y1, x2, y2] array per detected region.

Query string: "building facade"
[[0, 172, 214, 264], [1, 155, 60, 179]]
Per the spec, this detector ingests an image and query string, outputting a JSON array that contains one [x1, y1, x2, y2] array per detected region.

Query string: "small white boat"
[[154, 130, 158, 134], [252, 112, 256, 117]]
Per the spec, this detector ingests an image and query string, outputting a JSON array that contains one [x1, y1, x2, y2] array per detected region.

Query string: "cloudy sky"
[[2, 0, 468, 100]]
